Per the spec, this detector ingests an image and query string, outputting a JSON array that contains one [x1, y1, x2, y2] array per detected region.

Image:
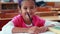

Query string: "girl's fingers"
[[39, 27, 48, 33], [43, 27, 47, 32]]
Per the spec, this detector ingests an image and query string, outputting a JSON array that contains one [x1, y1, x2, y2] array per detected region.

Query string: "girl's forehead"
[[21, 0, 35, 6]]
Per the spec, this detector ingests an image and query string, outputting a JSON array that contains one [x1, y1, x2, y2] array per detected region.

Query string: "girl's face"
[[20, 0, 36, 17]]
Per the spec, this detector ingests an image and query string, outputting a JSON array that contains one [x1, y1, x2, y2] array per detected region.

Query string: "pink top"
[[11, 15, 45, 28]]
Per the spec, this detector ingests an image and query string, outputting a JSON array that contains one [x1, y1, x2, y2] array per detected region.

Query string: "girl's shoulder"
[[11, 14, 21, 21], [33, 15, 44, 20], [12, 14, 21, 19], [33, 15, 45, 22]]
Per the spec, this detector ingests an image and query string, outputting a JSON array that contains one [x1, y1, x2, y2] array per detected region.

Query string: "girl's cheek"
[[21, 11, 26, 15], [32, 11, 36, 14]]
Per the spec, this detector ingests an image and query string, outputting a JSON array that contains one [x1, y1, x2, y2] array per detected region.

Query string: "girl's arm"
[[43, 20, 60, 31], [38, 20, 60, 33], [2, 21, 29, 33], [12, 27, 29, 33], [12, 26, 43, 33], [2, 21, 14, 34]]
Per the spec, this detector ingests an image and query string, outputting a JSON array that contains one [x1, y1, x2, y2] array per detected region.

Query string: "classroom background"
[[0, 0, 60, 33]]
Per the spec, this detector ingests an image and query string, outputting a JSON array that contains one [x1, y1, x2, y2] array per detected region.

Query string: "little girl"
[[2, 0, 60, 34]]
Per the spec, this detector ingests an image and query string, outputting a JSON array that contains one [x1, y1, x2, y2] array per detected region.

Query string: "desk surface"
[[40, 16, 60, 21], [49, 27, 60, 34], [0, 18, 12, 20]]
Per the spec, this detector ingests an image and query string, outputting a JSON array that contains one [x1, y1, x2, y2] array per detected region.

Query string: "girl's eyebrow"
[[30, 6, 34, 7]]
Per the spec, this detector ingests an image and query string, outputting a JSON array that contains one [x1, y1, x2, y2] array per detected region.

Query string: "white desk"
[[0, 31, 2, 34]]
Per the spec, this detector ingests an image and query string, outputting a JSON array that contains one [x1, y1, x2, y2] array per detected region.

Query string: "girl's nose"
[[27, 9, 31, 13]]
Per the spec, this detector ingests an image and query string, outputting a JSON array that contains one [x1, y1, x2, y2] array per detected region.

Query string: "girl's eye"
[[30, 6, 34, 9], [24, 7, 27, 10]]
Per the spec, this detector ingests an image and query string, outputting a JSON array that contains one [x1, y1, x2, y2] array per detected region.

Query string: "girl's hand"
[[28, 26, 48, 34], [28, 26, 40, 34], [39, 26, 48, 33]]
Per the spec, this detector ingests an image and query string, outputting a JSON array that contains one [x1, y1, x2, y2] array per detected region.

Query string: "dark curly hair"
[[18, 0, 36, 8]]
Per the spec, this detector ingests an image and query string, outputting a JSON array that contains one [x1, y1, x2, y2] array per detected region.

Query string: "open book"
[[49, 26, 60, 34]]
